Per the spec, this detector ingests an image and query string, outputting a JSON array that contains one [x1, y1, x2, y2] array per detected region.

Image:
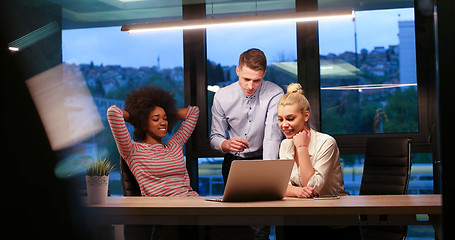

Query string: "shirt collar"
[[238, 80, 263, 99]]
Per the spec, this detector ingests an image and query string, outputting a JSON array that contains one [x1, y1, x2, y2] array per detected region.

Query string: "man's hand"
[[221, 137, 250, 152]]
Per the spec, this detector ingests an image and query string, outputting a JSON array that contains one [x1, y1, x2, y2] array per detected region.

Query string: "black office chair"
[[120, 157, 155, 240], [359, 137, 411, 240], [120, 157, 204, 240], [119, 157, 141, 196]]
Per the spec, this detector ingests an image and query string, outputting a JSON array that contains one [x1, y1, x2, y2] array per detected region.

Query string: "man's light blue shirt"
[[210, 80, 284, 159]]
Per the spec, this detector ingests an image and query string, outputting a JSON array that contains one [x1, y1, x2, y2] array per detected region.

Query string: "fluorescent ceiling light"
[[8, 47, 19, 52], [122, 9, 354, 33], [321, 83, 417, 93], [8, 21, 59, 52]]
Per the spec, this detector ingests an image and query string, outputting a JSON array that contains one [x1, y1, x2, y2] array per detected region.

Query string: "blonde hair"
[[278, 83, 310, 113]]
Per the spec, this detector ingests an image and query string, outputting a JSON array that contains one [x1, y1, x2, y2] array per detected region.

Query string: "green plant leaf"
[[85, 157, 115, 176]]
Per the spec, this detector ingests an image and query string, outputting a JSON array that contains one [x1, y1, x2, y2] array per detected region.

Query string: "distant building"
[[398, 21, 417, 84], [93, 97, 124, 121]]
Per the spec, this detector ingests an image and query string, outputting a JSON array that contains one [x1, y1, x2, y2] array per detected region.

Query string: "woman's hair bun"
[[286, 83, 304, 95]]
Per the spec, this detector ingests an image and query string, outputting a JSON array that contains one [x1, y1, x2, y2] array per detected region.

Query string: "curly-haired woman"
[[107, 86, 199, 197]]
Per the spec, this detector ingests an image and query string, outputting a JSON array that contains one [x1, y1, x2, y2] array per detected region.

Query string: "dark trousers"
[[217, 153, 269, 240], [222, 153, 263, 185]]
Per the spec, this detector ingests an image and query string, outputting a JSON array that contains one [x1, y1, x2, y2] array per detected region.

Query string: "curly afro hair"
[[124, 86, 178, 141]]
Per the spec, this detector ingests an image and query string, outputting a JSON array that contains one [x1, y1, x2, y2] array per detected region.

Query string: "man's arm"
[[262, 92, 284, 159], [209, 93, 229, 153], [210, 89, 250, 153]]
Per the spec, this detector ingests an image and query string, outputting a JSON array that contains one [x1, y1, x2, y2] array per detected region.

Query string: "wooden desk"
[[85, 194, 441, 226]]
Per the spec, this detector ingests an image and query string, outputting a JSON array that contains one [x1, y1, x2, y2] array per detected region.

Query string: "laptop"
[[206, 159, 294, 202]]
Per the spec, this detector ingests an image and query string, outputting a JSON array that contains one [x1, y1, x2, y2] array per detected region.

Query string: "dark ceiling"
[[41, 0, 412, 29]]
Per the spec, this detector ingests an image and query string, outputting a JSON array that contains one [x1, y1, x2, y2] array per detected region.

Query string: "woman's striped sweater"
[[107, 105, 199, 197]]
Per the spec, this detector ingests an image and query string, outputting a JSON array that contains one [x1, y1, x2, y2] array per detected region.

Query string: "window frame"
[[182, 0, 439, 193], [322, 4, 436, 155]]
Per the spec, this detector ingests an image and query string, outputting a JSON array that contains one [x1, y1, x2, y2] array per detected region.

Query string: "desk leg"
[[89, 224, 113, 240], [430, 215, 442, 240], [114, 225, 124, 240], [86, 217, 114, 240]]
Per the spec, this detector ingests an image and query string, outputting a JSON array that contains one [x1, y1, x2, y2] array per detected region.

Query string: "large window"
[[61, 27, 184, 196], [319, 8, 417, 135], [200, 23, 297, 196], [317, 8, 433, 191], [319, 7, 434, 238]]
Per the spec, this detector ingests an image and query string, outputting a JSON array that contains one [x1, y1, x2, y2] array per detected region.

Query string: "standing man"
[[210, 48, 284, 184]]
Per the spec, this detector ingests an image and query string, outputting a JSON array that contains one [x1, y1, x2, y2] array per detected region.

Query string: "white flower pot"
[[86, 175, 109, 204]]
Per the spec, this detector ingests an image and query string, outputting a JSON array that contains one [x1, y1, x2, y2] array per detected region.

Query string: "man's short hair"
[[238, 48, 267, 71]]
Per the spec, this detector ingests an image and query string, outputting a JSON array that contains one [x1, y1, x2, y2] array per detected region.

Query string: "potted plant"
[[85, 158, 115, 204]]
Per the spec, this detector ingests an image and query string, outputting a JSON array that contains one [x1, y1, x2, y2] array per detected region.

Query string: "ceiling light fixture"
[[122, 9, 354, 33], [7, 21, 60, 52], [321, 83, 417, 92]]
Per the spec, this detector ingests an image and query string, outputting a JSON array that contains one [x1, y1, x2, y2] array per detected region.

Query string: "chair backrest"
[[120, 157, 141, 196], [360, 137, 411, 195], [359, 138, 412, 240]]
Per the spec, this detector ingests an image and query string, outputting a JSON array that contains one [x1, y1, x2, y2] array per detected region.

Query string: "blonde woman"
[[277, 83, 361, 239], [277, 83, 348, 198]]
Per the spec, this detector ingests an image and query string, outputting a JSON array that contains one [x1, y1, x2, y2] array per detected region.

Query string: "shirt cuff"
[[210, 137, 226, 153]]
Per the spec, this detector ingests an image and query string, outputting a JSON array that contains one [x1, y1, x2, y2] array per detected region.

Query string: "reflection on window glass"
[[319, 8, 418, 135], [198, 157, 224, 196], [206, 23, 297, 90], [62, 26, 184, 196], [319, 9, 434, 239], [201, 23, 297, 196]]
